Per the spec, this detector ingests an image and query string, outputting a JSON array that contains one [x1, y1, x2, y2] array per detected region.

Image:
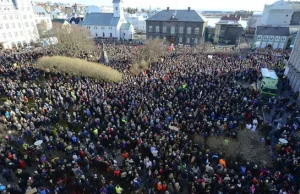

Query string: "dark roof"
[[146, 9, 205, 22], [70, 17, 84, 24], [80, 13, 120, 26], [256, 26, 290, 36], [220, 15, 241, 21], [52, 19, 69, 24]]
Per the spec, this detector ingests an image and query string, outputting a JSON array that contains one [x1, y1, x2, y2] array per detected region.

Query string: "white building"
[[261, 0, 294, 26], [99, 5, 114, 13], [51, 8, 67, 19], [0, 0, 39, 49], [80, 0, 134, 40], [124, 13, 146, 33], [33, 5, 52, 31]]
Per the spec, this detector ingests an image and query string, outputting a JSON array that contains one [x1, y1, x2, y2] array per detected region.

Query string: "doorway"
[[169, 36, 175, 44]]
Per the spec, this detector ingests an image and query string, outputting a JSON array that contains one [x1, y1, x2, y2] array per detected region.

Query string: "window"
[[179, 26, 184, 33], [286, 14, 288, 17], [186, 37, 190, 43], [269, 36, 274, 41], [187, 27, 191, 34], [20, 31, 23, 36], [194, 38, 198, 44], [23, 15, 26, 19], [263, 36, 268, 40], [162, 26, 167, 33], [12, 23, 15, 28], [25, 22, 28, 27], [101, 27, 105, 29], [110, 33, 112, 37], [9, 15, 13, 19], [148, 26, 152, 32], [3, 15, 7, 20], [155, 26, 159, 33], [95, 33, 98, 37], [170, 26, 175, 34], [116, 6, 118, 11], [281, 37, 286, 42], [6, 24, 9, 29], [8, 32, 12, 37], [14, 32, 18, 37], [18, 23, 21, 28], [257, 35, 262, 40], [103, 32, 105, 37], [2, 33, 6, 39], [0, 24, 2, 29], [109, 27, 112, 30], [179, 37, 182, 43], [94, 26, 97, 29], [275, 36, 280, 41], [195, 27, 200, 34]]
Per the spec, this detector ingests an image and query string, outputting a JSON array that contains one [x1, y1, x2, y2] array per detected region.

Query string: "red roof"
[[220, 15, 240, 21]]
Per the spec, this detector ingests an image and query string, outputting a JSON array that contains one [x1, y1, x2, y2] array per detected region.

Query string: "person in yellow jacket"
[[115, 184, 123, 194]]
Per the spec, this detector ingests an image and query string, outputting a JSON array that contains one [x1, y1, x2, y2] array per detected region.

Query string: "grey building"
[[213, 15, 243, 45], [146, 7, 206, 45], [287, 31, 300, 97], [252, 26, 290, 49]]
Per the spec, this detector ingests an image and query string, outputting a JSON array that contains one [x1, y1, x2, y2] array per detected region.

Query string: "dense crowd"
[[0, 44, 299, 194]]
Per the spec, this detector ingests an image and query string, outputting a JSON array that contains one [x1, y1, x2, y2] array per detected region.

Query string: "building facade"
[[252, 26, 290, 49], [261, 0, 294, 26], [33, 5, 52, 31], [80, 0, 134, 40], [146, 7, 206, 45], [0, 0, 39, 49], [287, 30, 300, 97], [213, 15, 243, 45]]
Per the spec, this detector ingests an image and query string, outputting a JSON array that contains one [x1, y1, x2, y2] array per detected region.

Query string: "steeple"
[[113, 0, 124, 19]]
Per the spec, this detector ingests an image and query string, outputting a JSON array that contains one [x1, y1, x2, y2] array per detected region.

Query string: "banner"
[[208, 55, 213, 59]]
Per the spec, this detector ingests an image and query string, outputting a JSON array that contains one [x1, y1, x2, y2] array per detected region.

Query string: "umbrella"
[[279, 138, 288, 144], [34, 140, 43, 146]]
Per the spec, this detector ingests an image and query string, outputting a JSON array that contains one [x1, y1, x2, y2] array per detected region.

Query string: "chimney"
[[188, 7, 191, 11], [167, 7, 169, 11]]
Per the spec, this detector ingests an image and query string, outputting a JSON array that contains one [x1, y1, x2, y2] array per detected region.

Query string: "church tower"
[[113, 0, 124, 19]]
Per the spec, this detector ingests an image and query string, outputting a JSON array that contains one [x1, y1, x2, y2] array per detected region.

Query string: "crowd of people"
[[0, 43, 299, 194]]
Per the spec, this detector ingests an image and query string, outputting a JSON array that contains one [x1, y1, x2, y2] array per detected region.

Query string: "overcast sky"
[[47, 0, 281, 11]]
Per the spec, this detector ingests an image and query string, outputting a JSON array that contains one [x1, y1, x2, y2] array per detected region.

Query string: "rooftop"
[[80, 13, 120, 26], [220, 14, 241, 21], [261, 68, 278, 80], [256, 26, 290, 36], [146, 9, 205, 22]]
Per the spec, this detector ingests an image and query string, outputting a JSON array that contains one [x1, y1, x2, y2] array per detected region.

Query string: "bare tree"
[[130, 38, 167, 75], [137, 38, 167, 63], [37, 20, 49, 39], [247, 16, 257, 33], [49, 22, 95, 57]]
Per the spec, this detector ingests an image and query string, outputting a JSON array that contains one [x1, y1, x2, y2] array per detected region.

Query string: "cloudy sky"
[[46, 0, 281, 11]]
